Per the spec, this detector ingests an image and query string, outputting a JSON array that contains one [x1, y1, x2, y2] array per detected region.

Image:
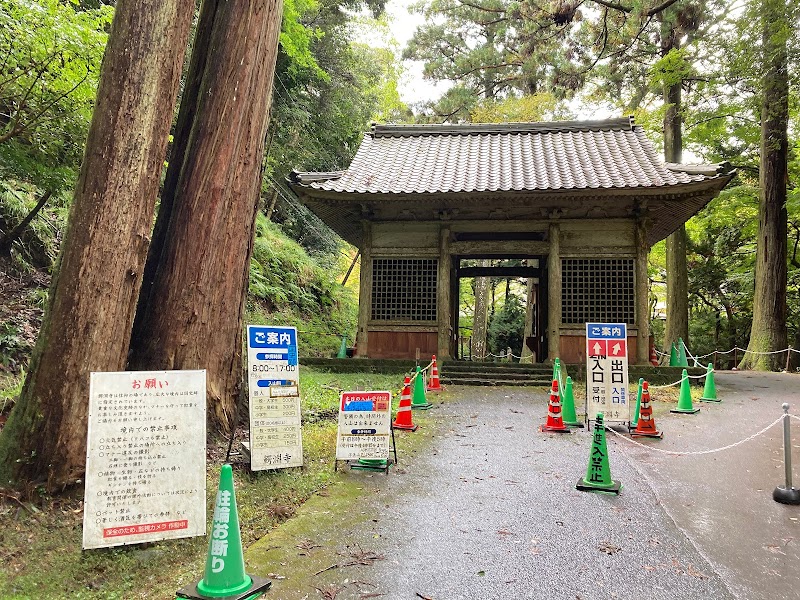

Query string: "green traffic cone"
[[552, 358, 561, 385], [411, 366, 432, 410], [699, 363, 720, 402], [576, 413, 621, 495], [677, 338, 689, 367], [176, 464, 270, 600], [630, 378, 644, 430], [561, 376, 584, 428], [671, 369, 700, 414], [336, 335, 348, 358], [669, 343, 678, 367]]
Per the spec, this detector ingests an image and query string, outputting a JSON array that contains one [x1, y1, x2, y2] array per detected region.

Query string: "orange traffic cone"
[[649, 345, 659, 367], [539, 379, 571, 433], [427, 355, 443, 392], [631, 381, 662, 438], [392, 376, 418, 431]]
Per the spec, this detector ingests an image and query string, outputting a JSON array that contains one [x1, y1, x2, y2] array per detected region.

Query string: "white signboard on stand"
[[247, 325, 303, 470], [585, 323, 629, 424], [335, 391, 391, 461], [83, 370, 206, 550]]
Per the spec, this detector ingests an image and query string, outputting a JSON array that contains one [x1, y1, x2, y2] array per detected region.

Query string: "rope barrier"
[[649, 370, 714, 389], [655, 344, 798, 360], [606, 415, 785, 456]]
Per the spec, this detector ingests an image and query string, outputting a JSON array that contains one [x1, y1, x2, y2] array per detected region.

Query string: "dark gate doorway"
[[454, 256, 546, 362]]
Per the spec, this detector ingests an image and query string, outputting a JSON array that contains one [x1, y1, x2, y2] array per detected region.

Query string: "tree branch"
[[0, 189, 53, 257]]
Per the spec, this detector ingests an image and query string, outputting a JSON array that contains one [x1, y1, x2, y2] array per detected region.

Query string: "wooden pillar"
[[356, 221, 372, 358], [635, 218, 650, 365], [547, 222, 561, 361], [437, 225, 452, 359]]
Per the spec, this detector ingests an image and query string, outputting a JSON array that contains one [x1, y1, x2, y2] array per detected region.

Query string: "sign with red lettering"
[[335, 391, 391, 461], [83, 370, 207, 549], [585, 323, 629, 423]]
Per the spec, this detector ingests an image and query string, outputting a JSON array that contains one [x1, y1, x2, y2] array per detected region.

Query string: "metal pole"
[[783, 403, 792, 489], [774, 402, 800, 504]]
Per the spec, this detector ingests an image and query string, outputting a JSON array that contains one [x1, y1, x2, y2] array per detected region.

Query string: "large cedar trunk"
[[0, 1, 194, 491], [129, 0, 284, 432], [472, 260, 491, 359], [661, 30, 689, 356], [740, 0, 789, 370]]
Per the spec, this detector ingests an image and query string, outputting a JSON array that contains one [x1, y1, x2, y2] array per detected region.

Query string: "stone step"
[[440, 377, 553, 387], [443, 364, 553, 374], [441, 369, 548, 381]]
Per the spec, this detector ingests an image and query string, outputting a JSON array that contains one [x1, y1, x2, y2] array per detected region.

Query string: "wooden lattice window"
[[371, 258, 438, 322], [561, 258, 635, 325]]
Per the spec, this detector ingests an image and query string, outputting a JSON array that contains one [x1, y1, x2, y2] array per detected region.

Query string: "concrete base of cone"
[[350, 458, 391, 473], [631, 430, 663, 439], [176, 575, 271, 600], [699, 397, 722, 403], [670, 407, 700, 414], [576, 478, 621, 495], [773, 486, 800, 505], [392, 423, 418, 432], [539, 424, 571, 433], [411, 403, 432, 410]]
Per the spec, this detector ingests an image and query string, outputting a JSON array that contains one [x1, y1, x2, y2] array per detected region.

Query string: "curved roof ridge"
[[371, 117, 635, 138]]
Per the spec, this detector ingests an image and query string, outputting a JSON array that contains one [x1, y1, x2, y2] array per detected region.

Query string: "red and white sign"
[[585, 323, 629, 423]]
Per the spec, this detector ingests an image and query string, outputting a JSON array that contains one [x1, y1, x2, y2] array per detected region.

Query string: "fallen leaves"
[[598, 541, 621, 555]]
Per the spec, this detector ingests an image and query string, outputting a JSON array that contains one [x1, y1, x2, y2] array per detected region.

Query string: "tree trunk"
[[661, 29, 689, 356], [129, 0, 284, 433], [740, 0, 789, 370], [472, 260, 491, 360], [520, 267, 535, 363], [0, 0, 194, 491]]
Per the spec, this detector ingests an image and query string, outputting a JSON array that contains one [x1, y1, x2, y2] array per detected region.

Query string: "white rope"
[[680, 339, 702, 367], [654, 345, 798, 360], [606, 415, 784, 456], [649, 371, 712, 389]]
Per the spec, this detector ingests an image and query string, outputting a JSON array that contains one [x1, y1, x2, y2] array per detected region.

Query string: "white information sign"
[[335, 391, 391, 461], [83, 370, 207, 550], [247, 325, 303, 470], [585, 323, 630, 423]]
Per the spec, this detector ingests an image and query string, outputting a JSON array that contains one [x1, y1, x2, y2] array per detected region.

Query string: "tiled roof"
[[291, 118, 729, 195]]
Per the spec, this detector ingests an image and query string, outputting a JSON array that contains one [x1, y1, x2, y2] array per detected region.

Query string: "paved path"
[[248, 372, 800, 599]]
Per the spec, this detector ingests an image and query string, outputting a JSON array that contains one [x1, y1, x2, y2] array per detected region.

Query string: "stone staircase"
[[440, 361, 554, 386]]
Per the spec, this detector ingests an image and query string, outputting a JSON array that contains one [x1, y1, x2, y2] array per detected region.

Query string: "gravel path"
[[248, 373, 800, 599]]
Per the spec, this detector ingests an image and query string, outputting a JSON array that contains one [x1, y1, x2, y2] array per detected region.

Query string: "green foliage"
[[649, 48, 695, 90], [0, 0, 113, 192], [247, 214, 358, 357], [280, 0, 327, 80], [0, 322, 31, 370], [470, 93, 571, 123], [487, 293, 525, 358], [0, 179, 67, 269], [266, 0, 406, 255]]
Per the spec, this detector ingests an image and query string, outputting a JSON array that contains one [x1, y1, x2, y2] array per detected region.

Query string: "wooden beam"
[[457, 266, 542, 278], [450, 240, 549, 256]]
